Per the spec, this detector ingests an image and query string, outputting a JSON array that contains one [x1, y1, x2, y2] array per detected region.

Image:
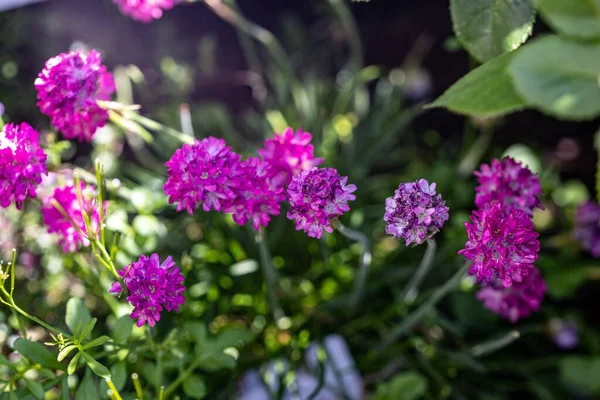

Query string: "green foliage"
[[65, 297, 92, 337], [183, 375, 207, 399], [13, 339, 64, 371], [450, 0, 535, 62], [373, 372, 428, 400], [111, 315, 134, 344], [536, 0, 600, 39], [560, 357, 600, 394]]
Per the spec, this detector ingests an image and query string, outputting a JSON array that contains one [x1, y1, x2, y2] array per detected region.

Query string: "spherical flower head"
[[35, 50, 115, 142], [574, 201, 600, 257], [41, 182, 103, 253], [383, 179, 449, 245], [224, 157, 285, 231], [476, 267, 546, 323], [164, 137, 242, 214], [258, 128, 324, 187], [459, 202, 540, 287], [112, 0, 177, 23], [0, 123, 47, 210], [474, 157, 542, 216], [109, 254, 185, 327], [287, 167, 356, 239]]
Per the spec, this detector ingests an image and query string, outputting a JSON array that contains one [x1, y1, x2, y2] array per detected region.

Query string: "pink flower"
[[474, 157, 542, 216], [164, 137, 243, 214], [112, 0, 177, 23], [258, 128, 324, 187], [0, 123, 47, 210], [41, 182, 103, 253], [459, 202, 540, 287], [35, 50, 115, 142], [287, 168, 356, 239], [110, 254, 185, 327], [476, 267, 546, 323], [224, 157, 285, 231]]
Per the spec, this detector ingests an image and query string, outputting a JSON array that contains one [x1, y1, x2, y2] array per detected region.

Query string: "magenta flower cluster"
[[476, 266, 547, 323], [112, 0, 177, 23], [383, 179, 449, 245], [0, 123, 47, 210], [110, 254, 185, 327], [287, 168, 357, 238], [574, 201, 600, 258], [35, 50, 115, 142], [41, 183, 103, 253]]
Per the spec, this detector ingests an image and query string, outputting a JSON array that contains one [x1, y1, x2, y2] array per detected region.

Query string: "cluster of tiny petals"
[[112, 0, 177, 23], [110, 254, 185, 327], [258, 128, 324, 187], [476, 266, 547, 323], [164, 137, 242, 215], [224, 157, 285, 231], [383, 179, 449, 245], [574, 201, 600, 258], [459, 202, 540, 287], [35, 50, 115, 142], [41, 182, 103, 253], [0, 123, 47, 210], [287, 167, 356, 239], [474, 157, 542, 216]]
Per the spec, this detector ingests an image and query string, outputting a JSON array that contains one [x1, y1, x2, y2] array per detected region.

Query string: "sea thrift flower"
[[112, 0, 177, 23], [476, 267, 546, 323], [258, 128, 324, 187], [383, 179, 449, 245], [574, 201, 600, 257], [224, 157, 285, 230], [0, 123, 47, 210], [110, 254, 185, 327], [164, 137, 242, 214], [459, 202, 540, 287], [35, 50, 115, 142], [474, 157, 542, 216], [41, 183, 102, 253], [549, 319, 578, 349], [287, 168, 356, 239]]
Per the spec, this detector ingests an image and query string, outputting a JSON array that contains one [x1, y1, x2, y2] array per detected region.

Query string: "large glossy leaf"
[[509, 36, 600, 120], [426, 52, 526, 117], [451, 0, 535, 62], [536, 0, 600, 39]]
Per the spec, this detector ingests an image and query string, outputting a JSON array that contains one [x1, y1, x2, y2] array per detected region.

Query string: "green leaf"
[[112, 316, 133, 344], [199, 351, 236, 371], [183, 375, 207, 399], [24, 380, 45, 400], [78, 318, 97, 341], [14, 338, 64, 370], [83, 335, 110, 350], [536, 0, 600, 39], [373, 371, 428, 400], [75, 370, 101, 400], [426, 52, 526, 117], [213, 327, 255, 350], [560, 357, 600, 394], [111, 362, 127, 391], [68, 352, 82, 375], [65, 298, 91, 336], [57, 345, 78, 362], [185, 322, 206, 346], [544, 267, 589, 298], [61, 375, 70, 400], [508, 35, 600, 120], [82, 353, 111, 379], [451, 0, 535, 62], [0, 354, 15, 370]]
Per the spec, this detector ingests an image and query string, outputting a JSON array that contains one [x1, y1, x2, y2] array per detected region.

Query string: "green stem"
[[458, 124, 494, 177], [328, 0, 363, 73], [402, 239, 437, 303], [331, 220, 372, 313], [256, 228, 284, 322], [163, 360, 202, 398], [470, 330, 521, 358], [95, 161, 106, 247], [122, 110, 194, 145], [8, 298, 63, 335]]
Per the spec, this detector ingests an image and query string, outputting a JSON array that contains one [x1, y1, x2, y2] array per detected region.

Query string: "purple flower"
[[287, 168, 356, 239], [35, 50, 115, 142], [474, 157, 542, 216], [0, 123, 47, 210], [476, 266, 546, 323], [112, 0, 177, 23], [164, 137, 243, 214], [41, 182, 103, 253], [459, 202, 540, 287], [110, 254, 185, 327], [224, 157, 285, 231], [383, 179, 449, 245], [574, 201, 600, 257], [549, 319, 578, 350], [258, 128, 324, 187]]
